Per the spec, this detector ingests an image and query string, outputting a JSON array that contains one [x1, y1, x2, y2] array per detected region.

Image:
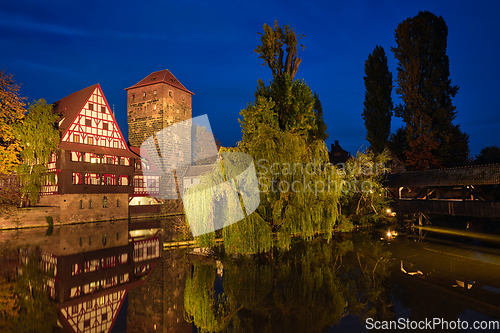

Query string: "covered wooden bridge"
[[385, 164, 500, 218]]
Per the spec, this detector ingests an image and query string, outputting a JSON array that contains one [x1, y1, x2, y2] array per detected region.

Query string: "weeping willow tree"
[[184, 21, 390, 254]]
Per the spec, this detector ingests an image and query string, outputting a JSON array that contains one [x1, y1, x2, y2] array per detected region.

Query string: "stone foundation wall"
[[0, 206, 61, 229]]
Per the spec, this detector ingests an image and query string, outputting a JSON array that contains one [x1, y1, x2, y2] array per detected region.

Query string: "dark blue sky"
[[1, 0, 499, 157]]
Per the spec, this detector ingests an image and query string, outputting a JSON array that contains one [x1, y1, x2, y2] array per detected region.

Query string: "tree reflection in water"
[[184, 232, 394, 333]]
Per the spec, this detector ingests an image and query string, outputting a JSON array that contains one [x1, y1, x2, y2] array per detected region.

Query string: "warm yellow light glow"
[[387, 231, 392, 237], [386, 208, 391, 213]]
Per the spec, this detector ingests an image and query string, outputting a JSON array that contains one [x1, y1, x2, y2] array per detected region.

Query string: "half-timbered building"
[[38, 84, 136, 222]]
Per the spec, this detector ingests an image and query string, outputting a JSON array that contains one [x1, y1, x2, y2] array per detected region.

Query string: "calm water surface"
[[1, 218, 500, 332]]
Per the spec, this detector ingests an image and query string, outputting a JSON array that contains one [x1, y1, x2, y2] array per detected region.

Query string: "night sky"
[[1, 0, 499, 157]]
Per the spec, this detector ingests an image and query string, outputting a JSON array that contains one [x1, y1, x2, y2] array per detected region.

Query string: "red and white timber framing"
[[61, 85, 128, 150]]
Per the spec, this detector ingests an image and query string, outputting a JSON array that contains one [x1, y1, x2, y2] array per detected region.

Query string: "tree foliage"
[[338, 149, 391, 226], [362, 46, 393, 155], [13, 99, 59, 206], [255, 20, 304, 81], [474, 146, 500, 165], [0, 71, 26, 175], [253, 20, 328, 142], [391, 11, 468, 169]]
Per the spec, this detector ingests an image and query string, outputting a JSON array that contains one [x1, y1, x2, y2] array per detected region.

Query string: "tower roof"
[[125, 69, 194, 95]]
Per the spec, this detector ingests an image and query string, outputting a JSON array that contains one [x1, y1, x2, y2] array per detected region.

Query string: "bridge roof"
[[385, 164, 500, 188]]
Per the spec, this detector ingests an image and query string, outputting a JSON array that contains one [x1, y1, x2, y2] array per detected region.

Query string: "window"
[[101, 106, 106, 113], [71, 151, 81, 162], [79, 200, 83, 209], [102, 313, 108, 321], [86, 300, 92, 309], [134, 177, 143, 188], [100, 138, 106, 146], [103, 196, 108, 208], [88, 137, 93, 145], [103, 123, 108, 130], [154, 90, 157, 95], [72, 304, 78, 314], [120, 157, 130, 166], [169, 91, 172, 97], [120, 175, 129, 186], [182, 96, 185, 101], [102, 234, 107, 245], [84, 319, 90, 328], [73, 134, 80, 143], [153, 104, 157, 110], [113, 141, 118, 148], [88, 103, 94, 111], [102, 174, 116, 185], [89, 200, 92, 209], [86, 173, 100, 185], [143, 92, 146, 97], [116, 232, 119, 240], [79, 237, 83, 246], [106, 157, 112, 164], [90, 155, 100, 163], [72, 173, 82, 185], [85, 119, 91, 126], [132, 94, 135, 100]]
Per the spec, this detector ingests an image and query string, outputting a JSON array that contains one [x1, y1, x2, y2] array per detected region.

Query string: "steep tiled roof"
[[124, 69, 194, 95], [53, 84, 99, 134], [385, 164, 500, 188]]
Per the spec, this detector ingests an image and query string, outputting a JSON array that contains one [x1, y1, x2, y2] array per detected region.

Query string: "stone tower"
[[125, 69, 194, 148], [126, 70, 194, 199]]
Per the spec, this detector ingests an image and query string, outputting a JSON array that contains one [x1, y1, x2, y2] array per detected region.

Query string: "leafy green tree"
[[13, 99, 59, 206], [254, 20, 328, 141], [392, 11, 468, 169], [362, 46, 393, 155], [338, 149, 391, 226], [0, 71, 26, 175]]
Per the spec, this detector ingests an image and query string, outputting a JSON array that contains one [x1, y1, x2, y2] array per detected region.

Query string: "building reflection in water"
[[21, 220, 162, 333]]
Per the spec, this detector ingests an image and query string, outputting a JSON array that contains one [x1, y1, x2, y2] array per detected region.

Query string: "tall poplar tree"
[[362, 46, 393, 155], [392, 11, 469, 169]]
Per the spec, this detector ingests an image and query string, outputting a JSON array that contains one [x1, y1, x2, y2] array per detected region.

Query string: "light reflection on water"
[[1, 219, 500, 332]]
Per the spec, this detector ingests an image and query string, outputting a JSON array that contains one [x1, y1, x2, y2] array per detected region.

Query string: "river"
[[1, 217, 499, 332]]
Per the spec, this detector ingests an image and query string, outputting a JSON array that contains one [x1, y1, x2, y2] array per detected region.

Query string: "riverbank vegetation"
[[184, 21, 392, 254]]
